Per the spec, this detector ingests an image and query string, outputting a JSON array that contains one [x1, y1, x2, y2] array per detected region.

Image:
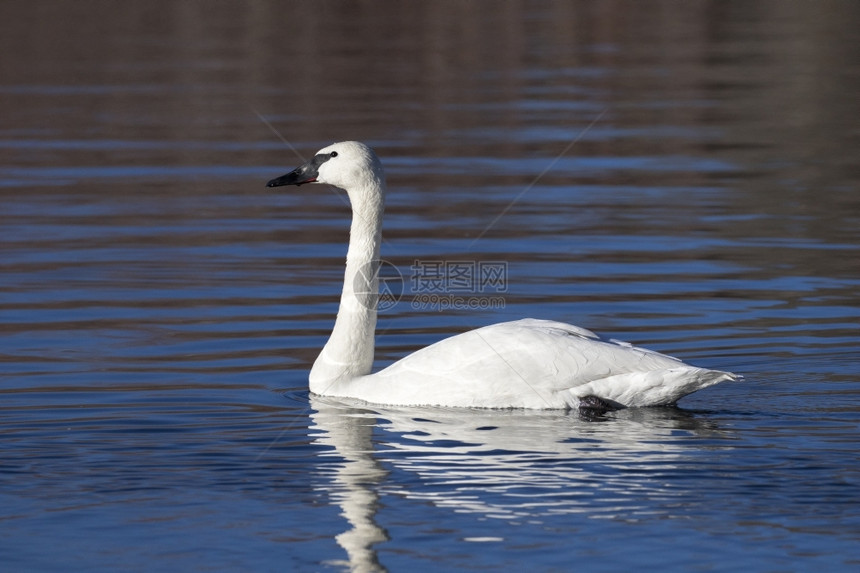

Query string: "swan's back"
[[335, 319, 736, 409]]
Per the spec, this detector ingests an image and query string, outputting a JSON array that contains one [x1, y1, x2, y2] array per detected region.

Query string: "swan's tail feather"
[[571, 367, 737, 408]]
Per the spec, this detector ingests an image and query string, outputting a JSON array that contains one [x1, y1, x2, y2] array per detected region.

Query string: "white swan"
[[267, 141, 739, 410]]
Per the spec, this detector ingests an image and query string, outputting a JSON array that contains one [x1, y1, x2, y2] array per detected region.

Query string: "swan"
[[267, 141, 739, 410]]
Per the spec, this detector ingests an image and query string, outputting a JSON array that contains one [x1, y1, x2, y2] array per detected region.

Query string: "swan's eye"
[[330, 151, 338, 158]]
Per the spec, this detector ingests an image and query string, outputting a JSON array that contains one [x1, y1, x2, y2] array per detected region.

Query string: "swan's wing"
[[353, 318, 733, 408]]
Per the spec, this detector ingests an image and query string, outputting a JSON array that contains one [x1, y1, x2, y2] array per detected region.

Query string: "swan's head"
[[266, 141, 385, 196]]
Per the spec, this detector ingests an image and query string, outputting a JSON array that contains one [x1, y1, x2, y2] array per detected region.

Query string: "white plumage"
[[267, 141, 738, 410]]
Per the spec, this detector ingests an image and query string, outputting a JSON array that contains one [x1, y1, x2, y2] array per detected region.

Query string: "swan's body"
[[268, 141, 738, 409]]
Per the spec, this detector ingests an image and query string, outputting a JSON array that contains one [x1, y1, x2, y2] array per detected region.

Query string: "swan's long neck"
[[309, 179, 384, 395]]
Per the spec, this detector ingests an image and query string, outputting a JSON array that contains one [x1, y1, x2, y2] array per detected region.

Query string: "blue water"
[[2, 2, 860, 571]]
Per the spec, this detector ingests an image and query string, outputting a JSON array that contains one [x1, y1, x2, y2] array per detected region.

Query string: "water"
[[2, 1, 859, 571]]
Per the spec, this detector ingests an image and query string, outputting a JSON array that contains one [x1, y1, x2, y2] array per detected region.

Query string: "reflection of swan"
[[310, 395, 731, 568], [370, 405, 725, 522], [310, 400, 389, 573], [269, 141, 738, 409]]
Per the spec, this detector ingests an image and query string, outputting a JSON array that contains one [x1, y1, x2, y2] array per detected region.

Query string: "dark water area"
[[2, 1, 859, 571]]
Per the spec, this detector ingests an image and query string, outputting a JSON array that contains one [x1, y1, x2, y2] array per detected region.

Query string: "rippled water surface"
[[2, 2, 860, 571]]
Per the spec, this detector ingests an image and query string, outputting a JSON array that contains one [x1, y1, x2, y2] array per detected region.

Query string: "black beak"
[[266, 152, 336, 188], [266, 161, 318, 188]]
